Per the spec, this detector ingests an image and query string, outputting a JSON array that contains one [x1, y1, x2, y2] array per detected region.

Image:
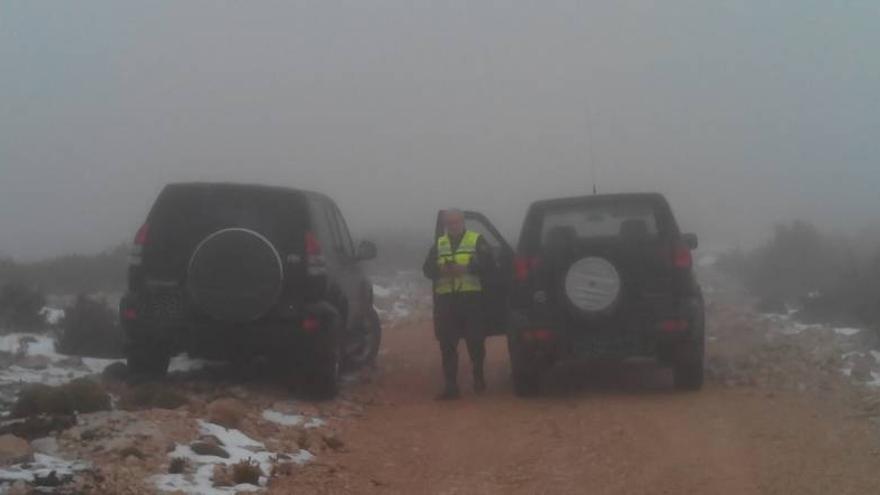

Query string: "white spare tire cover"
[[564, 257, 621, 313]]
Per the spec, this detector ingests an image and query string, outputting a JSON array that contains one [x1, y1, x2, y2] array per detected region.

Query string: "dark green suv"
[[120, 182, 381, 398]]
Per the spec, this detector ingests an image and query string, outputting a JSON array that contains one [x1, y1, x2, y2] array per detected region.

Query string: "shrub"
[[0, 282, 47, 332], [56, 294, 124, 358], [12, 379, 111, 418], [231, 458, 263, 486]]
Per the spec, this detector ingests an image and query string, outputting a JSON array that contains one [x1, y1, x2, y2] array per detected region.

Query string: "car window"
[[465, 218, 501, 249], [332, 205, 355, 257], [539, 201, 659, 244]]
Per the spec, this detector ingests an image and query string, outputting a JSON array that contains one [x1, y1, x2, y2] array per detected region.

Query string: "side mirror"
[[682, 233, 699, 250], [356, 240, 378, 261]]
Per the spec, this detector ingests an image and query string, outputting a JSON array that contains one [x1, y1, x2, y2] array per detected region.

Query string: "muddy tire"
[[673, 359, 704, 390], [512, 367, 541, 397], [304, 344, 340, 400], [343, 308, 382, 372], [509, 336, 542, 397]]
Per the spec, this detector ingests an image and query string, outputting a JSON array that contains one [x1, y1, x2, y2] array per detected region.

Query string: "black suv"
[[120, 182, 381, 397], [446, 193, 704, 396]]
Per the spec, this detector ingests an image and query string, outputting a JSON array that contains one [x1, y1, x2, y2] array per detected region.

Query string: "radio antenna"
[[586, 104, 599, 195]]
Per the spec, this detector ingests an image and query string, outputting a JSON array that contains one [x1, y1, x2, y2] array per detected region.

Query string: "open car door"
[[434, 210, 514, 337]]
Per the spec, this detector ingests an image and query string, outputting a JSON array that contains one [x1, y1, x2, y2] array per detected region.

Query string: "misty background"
[[1, 1, 878, 261]]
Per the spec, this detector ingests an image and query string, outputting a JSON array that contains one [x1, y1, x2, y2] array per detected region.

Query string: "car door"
[[324, 200, 366, 332], [434, 210, 514, 337]]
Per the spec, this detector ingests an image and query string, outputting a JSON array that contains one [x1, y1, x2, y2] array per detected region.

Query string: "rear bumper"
[[120, 291, 338, 359], [510, 297, 703, 361]]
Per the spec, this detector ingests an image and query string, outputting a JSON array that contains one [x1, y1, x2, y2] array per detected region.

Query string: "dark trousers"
[[434, 294, 486, 388]]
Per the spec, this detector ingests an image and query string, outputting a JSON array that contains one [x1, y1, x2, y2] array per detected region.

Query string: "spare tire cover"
[[564, 256, 622, 313], [187, 228, 283, 322]]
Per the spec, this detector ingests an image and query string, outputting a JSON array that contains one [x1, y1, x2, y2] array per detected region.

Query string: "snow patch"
[[372, 284, 393, 298], [39, 307, 65, 325], [153, 420, 313, 494], [262, 409, 325, 429], [168, 354, 222, 373], [833, 327, 862, 337], [0, 453, 89, 484]]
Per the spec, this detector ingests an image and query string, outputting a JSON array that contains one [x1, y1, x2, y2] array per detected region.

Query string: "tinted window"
[[332, 205, 355, 257], [539, 201, 659, 244]]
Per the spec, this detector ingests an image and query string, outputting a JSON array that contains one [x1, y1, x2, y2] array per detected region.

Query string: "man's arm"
[[423, 244, 439, 280]]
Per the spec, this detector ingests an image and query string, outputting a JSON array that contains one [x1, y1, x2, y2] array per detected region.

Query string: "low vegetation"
[[56, 294, 125, 358], [0, 282, 46, 332], [718, 220, 880, 328]]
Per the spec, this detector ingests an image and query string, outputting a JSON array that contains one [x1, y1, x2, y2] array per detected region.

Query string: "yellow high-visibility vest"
[[435, 231, 483, 295]]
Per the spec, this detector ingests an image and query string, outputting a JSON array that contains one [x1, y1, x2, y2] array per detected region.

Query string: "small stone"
[[0, 434, 35, 465], [322, 433, 345, 452], [198, 434, 224, 447], [16, 354, 52, 370], [102, 361, 129, 382], [190, 441, 230, 459]]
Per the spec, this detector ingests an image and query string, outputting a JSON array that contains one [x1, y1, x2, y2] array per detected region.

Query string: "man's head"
[[443, 209, 465, 239]]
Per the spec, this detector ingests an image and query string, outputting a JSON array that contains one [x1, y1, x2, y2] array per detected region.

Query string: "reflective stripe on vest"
[[435, 231, 482, 295]]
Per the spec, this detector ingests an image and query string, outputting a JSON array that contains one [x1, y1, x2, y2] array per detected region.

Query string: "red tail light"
[[305, 231, 321, 256], [305, 231, 327, 275], [514, 256, 541, 282], [673, 243, 692, 269], [302, 315, 321, 333], [122, 308, 138, 321], [134, 223, 150, 246], [523, 328, 554, 341], [660, 319, 689, 332]]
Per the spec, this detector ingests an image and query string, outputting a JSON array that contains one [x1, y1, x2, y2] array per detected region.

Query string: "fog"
[[1, 1, 878, 260]]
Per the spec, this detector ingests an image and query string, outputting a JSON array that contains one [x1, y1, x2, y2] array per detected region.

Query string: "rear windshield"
[[147, 185, 308, 254], [521, 198, 673, 253]]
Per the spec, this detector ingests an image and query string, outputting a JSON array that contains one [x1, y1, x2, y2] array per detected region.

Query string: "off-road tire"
[[343, 308, 382, 372], [304, 344, 340, 400], [673, 359, 704, 390], [509, 338, 542, 397]]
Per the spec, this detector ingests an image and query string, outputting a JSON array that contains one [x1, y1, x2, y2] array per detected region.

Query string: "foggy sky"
[[1, 1, 878, 260]]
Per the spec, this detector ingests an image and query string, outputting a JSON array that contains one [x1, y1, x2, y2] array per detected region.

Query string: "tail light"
[[134, 223, 150, 246], [129, 223, 150, 266], [305, 231, 326, 275], [302, 315, 321, 333], [660, 319, 689, 332], [121, 308, 138, 321], [672, 242, 692, 269], [514, 256, 541, 282], [523, 328, 554, 342]]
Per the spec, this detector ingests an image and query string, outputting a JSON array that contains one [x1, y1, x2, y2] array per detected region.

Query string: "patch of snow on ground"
[[262, 409, 325, 429], [168, 354, 222, 373], [0, 333, 121, 412], [38, 306, 65, 325], [372, 284, 393, 298], [833, 327, 862, 337], [153, 420, 314, 494], [0, 453, 89, 484], [262, 409, 304, 426]]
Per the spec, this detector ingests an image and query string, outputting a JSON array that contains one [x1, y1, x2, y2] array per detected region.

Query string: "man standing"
[[423, 209, 495, 400]]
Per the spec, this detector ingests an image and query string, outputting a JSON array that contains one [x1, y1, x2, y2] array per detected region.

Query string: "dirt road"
[[278, 320, 880, 495]]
